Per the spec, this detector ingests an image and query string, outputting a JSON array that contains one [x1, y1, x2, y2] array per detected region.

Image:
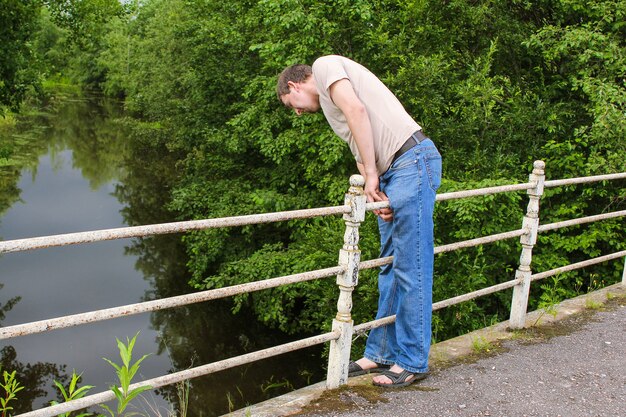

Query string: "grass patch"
[[471, 336, 492, 354], [585, 298, 603, 310], [446, 340, 506, 367], [295, 374, 443, 416], [296, 384, 389, 416]]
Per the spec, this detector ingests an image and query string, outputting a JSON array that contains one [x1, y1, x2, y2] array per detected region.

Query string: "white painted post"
[[509, 160, 545, 328], [326, 175, 366, 389]]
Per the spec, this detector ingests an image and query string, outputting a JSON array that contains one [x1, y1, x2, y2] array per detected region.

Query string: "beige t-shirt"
[[312, 55, 420, 174]]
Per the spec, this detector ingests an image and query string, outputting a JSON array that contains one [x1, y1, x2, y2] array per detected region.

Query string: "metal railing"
[[2, 160, 625, 417]]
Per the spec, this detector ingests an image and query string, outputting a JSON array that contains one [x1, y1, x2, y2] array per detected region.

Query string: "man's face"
[[281, 81, 320, 115]]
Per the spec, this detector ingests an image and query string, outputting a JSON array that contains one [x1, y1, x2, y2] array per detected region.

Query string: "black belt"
[[391, 130, 427, 164]]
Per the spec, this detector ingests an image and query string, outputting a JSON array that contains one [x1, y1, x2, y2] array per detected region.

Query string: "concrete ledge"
[[226, 283, 625, 417]]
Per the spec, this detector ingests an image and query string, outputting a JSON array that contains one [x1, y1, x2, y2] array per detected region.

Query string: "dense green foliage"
[[0, 0, 41, 113], [4, 0, 625, 344]]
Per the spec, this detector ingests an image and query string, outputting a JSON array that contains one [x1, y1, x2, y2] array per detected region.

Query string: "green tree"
[[31, 7, 71, 82], [46, 0, 125, 87], [0, 0, 41, 114]]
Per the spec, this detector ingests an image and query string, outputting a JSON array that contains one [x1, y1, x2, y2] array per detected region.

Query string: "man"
[[277, 55, 441, 388]]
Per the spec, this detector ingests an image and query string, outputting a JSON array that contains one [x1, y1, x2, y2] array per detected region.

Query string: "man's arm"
[[356, 161, 368, 177], [332, 79, 392, 221], [329, 79, 380, 202]]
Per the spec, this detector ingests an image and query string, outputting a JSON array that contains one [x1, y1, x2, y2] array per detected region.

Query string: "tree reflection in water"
[[1, 287, 67, 413], [115, 117, 324, 416], [0, 346, 68, 414], [0, 91, 137, 413]]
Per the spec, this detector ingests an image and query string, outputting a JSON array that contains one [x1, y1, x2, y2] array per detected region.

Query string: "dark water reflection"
[[0, 92, 323, 416]]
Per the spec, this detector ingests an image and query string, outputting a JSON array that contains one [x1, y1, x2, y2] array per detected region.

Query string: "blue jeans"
[[364, 138, 441, 373]]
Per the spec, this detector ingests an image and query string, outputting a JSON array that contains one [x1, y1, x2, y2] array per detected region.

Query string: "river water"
[[0, 92, 323, 416]]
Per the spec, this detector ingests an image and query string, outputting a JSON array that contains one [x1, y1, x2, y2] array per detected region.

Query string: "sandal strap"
[[381, 369, 415, 383], [348, 361, 363, 373]]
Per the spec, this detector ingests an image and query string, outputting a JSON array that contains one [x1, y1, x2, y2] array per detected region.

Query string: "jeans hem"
[[396, 360, 429, 374], [363, 353, 394, 366]]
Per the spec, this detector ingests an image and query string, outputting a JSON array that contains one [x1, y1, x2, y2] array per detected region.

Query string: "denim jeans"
[[363, 138, 441, 373]]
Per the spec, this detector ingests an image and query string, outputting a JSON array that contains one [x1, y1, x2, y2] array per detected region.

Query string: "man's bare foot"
[[354, 358, 378, 370], [372, 364, 406, 384], [348, 358, 391, 376], [372, 365, 428, 388]]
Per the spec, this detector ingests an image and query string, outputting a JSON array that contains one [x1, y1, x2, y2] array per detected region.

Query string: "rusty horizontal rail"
[[5, 172, 625, 255], [359, 256, 393, 270], [0, 205, 351, 254], [538, 210, 626, 233], [435, 229, 527, 254], [531, 250, 626, 282], [0, 265, 344, 340], [354, 315, 396, 335], [16, 331, 339, 417], [354, 279, 521, 335], [0, 181, 543, 256], [432, 279, 521, 310], [366, 181, 534, 210], [544, 172, 626, 188], [364, 173, 626, 206], [357, 229, 528, 271], [436, 182, 534, 201]]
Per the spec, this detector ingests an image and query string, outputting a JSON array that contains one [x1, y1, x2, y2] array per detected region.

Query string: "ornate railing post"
[[510, 160, 545, 328], [326, 175, 366, 389]]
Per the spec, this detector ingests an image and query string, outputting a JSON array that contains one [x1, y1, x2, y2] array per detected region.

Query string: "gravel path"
[[298, 301, 626, 417]]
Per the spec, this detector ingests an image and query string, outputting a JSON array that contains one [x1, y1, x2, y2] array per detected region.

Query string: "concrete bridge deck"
[[230, 284, 625, 417]]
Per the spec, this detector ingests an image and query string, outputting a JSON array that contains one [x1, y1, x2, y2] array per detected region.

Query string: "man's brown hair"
[[276, 64, 312, 99]]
